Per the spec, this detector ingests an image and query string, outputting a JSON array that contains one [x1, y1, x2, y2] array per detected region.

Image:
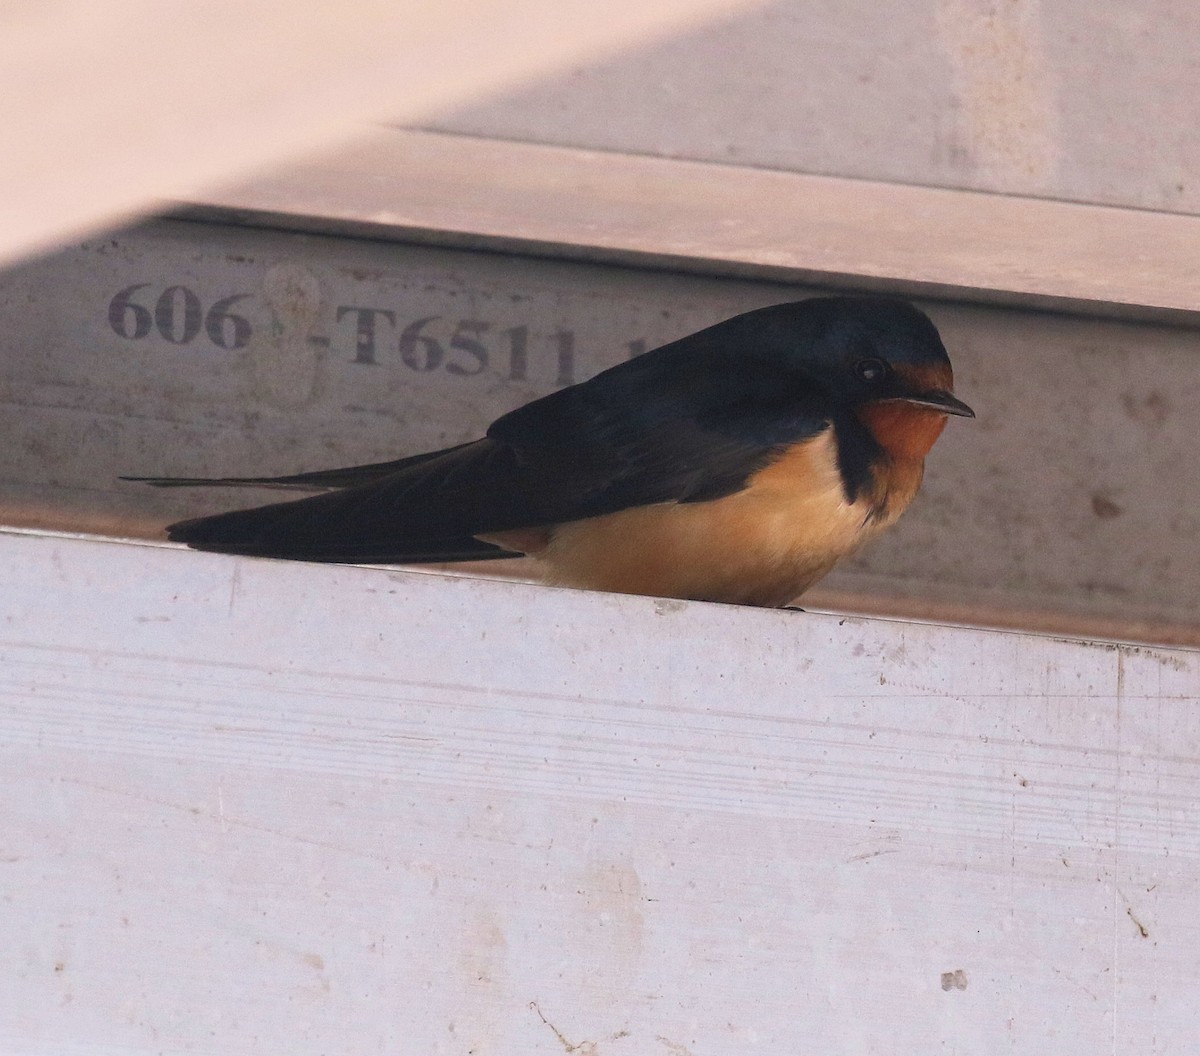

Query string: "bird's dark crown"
[[718, 294, 945, 370], [678, 295, 964, 415]]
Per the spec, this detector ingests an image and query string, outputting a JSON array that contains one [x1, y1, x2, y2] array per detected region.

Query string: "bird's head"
[[730, 296, 974, 459], [738, 296, 972, 414]]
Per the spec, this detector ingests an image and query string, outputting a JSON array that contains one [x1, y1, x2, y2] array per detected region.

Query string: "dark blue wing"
[[164, 341, 832, 562]]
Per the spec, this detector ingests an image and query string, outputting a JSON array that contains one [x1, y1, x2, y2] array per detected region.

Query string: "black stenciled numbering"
[[108, 285, 647, 387], [109, 284, 253, 349]]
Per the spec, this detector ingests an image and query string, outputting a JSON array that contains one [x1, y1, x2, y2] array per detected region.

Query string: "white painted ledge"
[[185, 128, 1200, 323], [1, 530, 1198, 1054]]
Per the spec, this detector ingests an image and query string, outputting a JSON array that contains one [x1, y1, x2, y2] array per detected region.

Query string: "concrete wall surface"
[[1, 529, 1198, 1054], [434, 0, 1200, 215], [1, 218, 1197, 643]]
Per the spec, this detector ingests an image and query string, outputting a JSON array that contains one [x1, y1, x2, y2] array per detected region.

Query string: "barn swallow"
[[128, 296, 973, 607]]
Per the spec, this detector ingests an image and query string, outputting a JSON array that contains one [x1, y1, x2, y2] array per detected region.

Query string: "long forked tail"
[[166, 501, 518, 563], [120, 444, 474, 492], [133, 440, 527, 565]]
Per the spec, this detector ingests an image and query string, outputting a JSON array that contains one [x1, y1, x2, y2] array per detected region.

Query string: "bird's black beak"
[[883, 389, 975, 418]]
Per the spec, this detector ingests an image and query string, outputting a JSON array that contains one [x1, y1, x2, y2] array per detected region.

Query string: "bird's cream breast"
[[536, 429, 894, 607]]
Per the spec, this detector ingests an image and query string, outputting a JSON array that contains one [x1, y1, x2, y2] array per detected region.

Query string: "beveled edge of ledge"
[[174, 128, 1200, 327]]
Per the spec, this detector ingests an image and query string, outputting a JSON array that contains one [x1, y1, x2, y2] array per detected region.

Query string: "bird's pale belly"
[[533, 431, 920, 607]]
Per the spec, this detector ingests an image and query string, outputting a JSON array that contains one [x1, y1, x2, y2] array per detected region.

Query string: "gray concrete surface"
[[4, 528, 1197, 1055], [1, 218, 1196, 642], [431, 0, 1200, 215], [185, 129, 1200, 321]]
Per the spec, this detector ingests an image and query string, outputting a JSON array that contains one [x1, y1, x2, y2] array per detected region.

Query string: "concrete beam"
[[2, 529, 1197, 1053]]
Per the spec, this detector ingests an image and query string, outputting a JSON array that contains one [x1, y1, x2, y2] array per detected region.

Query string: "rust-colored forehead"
[[893, 361, 954, 391]]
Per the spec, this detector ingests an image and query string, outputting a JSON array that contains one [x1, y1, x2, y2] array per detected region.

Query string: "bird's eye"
[[855, 357, 887, 384]]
